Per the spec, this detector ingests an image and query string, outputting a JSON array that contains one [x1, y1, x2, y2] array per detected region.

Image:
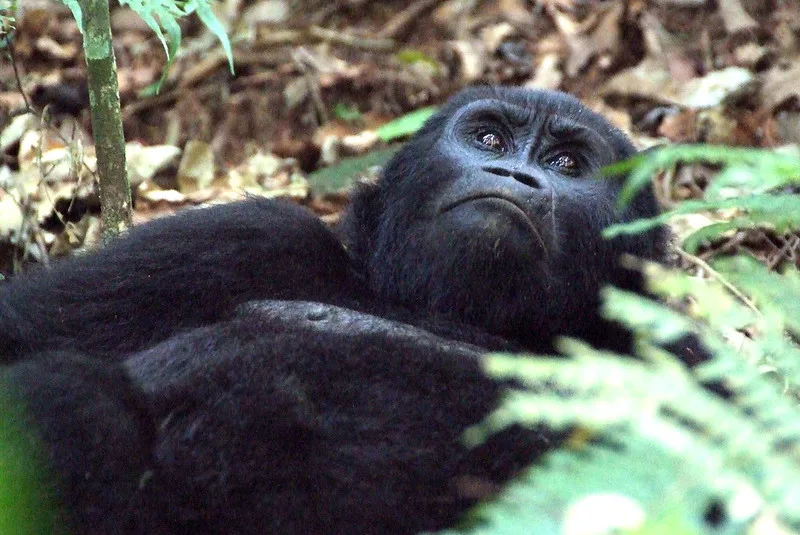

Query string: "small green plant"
[[333, 103, 364, 124], [62, 0, 233, 88], [46, 0, 234, 240]]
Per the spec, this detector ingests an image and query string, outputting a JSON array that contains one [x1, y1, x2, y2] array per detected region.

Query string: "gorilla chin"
[[441, 195, 550, 254]]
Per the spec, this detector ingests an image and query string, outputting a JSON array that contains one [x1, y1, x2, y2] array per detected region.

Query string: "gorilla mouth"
[[440, 194, 547, 251]]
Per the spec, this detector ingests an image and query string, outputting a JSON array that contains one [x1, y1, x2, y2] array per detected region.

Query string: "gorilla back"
[[0, 87, 679, 534]]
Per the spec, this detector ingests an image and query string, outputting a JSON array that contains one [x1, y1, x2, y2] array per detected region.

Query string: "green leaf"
[[59, 0, 83, 33], [307, 147, 398, 195], [713, 256, 800, 335], [682, 221, 743, 253], [152, 9, 182, 92], [604, 194, 800, 243], [376, 107, 437, 142], [441, 438, 748, 535], [604, 144, 800, 209], [116, 0, 234, 93], [333, 103, 363, 123], [191, 0, 234, 74], [119, 0, 173, 60], [394, 48, 439, 72]]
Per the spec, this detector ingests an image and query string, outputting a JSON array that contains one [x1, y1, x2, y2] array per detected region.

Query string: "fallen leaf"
[[761, 59, 800, 111], [176, 140, 215, 193]]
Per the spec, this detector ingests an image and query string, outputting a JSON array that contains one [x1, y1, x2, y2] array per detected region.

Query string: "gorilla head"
[[343, 86, 668, 348]]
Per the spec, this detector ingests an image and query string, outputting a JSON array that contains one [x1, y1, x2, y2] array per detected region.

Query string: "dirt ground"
[[0, 0, 798, 274]]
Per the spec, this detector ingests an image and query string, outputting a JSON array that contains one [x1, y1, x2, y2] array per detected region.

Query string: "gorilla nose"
[[482, 165, 542, 190]]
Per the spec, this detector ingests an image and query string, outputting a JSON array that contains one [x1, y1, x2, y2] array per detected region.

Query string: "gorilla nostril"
[[483, 166, 540, 189], [483, 166, 512, 178], [510, 172, 540, 189]]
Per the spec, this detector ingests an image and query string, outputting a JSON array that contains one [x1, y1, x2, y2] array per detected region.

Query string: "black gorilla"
[[0, 87, 685, 534]]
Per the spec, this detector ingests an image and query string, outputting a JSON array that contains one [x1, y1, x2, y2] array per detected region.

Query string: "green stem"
[[79, 0, 131, 242]]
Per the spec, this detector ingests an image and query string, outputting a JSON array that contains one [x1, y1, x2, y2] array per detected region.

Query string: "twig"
[[254, 26, 394, 52], [377, 0, 443, 39], [3, 35, 32, 111], [121, 84, 220, 118], [292, 48, 328, 126], [677, 248, 762, 316], [767, 234, 800, 270], [309, 0, 375, 26], [309, 25, 395, 51], [4, 33, 96, 203]]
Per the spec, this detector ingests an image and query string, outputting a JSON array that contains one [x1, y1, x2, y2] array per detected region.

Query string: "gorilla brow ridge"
[[545, 116, 617, 161]]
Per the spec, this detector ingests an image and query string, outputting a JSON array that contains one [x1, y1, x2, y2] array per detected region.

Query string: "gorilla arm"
[[0, 199, 366, 361], [2, 302, 548, 534]]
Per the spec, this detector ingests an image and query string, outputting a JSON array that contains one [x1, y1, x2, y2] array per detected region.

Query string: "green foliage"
[[604, 145, 800, 252], [442, 145, 800, 534], [376, 106, 438, 142], [60, 0, 83, 32], [394, 48, 440, 73], [61, 0, 233, 90], [443, 436, 755, 535], [0, 378, 63, 534], [333, 103, 363, 123], [604, 145, 800, 207], [446, 266, 800, 534], [0, 0, 16, 42], [308, 147, 398, 195]]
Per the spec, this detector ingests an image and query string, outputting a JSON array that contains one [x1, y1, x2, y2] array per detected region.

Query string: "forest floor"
[[0, 0, 798, 274]]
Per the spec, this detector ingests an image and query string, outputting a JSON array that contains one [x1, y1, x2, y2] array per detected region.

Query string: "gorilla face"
[[345, 87, 667, 346]]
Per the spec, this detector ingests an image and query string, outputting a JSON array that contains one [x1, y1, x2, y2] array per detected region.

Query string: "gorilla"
[[0, 87, 690, 534]]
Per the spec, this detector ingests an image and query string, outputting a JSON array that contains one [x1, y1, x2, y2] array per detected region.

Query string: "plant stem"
[[80, 0, 131, 242]]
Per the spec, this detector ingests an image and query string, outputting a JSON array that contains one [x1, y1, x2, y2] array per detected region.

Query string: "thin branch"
[[377, 0, 443, 39], [677, 248, 762, 316]]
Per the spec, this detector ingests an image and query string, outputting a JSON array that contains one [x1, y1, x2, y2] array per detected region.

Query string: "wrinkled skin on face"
[[343, 87, 667, 350]]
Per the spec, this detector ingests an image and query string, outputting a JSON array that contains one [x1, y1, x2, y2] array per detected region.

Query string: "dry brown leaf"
[[544, 0, 625, 76], [126, 143, 182, 187], [761, 59, 800, 111], [176, 140, 215, 193], [445, 40, 487, 84], [524, 54, 563, 90], [717, 0, 758, 35], [658, 109, 698, 142], [601, 57, 675, 103]]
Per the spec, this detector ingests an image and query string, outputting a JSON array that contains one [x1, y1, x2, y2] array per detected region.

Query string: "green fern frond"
[[602, 145, 800, 207], [604, 194, 800, 252], [455, 255, 800, 533], [441, 435, 759, 535]]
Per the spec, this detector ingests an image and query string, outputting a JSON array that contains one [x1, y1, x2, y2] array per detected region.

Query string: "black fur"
[[0, 200, 366, 360], [0, 87, 685, 533]]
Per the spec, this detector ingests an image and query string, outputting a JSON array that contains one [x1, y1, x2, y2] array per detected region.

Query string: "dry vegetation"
[[0, 0, 798, 274]]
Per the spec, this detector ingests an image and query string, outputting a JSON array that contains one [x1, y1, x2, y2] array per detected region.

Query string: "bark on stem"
[[80, 0, 132, 242]]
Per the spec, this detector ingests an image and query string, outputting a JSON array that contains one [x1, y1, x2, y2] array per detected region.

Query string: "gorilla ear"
[[338, 179, 383, 268]]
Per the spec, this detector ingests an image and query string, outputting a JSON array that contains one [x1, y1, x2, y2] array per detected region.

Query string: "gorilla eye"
[[548, 153, 580, 172], [476, 131, 506, 152]]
